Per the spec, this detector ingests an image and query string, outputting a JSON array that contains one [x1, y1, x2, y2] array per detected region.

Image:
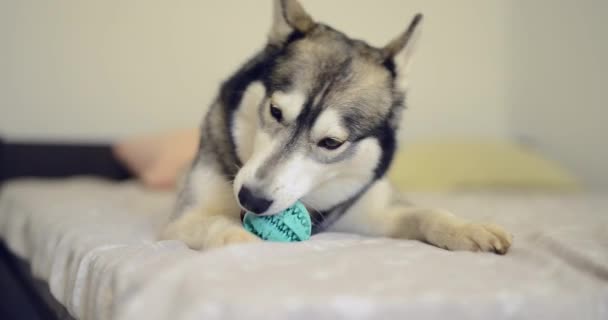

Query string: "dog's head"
[[234, 0, 422, 215]]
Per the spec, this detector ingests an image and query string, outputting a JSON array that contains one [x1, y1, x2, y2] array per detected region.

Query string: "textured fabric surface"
[[0, 179, 607, 320]]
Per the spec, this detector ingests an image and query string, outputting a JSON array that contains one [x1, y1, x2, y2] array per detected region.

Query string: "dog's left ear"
[[268, 0, 316, 44], [382, 14, 423, 89]]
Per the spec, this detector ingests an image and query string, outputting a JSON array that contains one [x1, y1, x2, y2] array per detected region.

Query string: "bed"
[[1, 176, 607, 320]]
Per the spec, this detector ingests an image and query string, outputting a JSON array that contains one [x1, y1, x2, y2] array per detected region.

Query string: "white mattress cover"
[[1, 178, 607, 320]]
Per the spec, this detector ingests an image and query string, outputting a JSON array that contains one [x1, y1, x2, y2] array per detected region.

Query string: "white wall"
[[508, 0, 608, 188], [0, 0, 510, 142], [2, 1, 606, 187]]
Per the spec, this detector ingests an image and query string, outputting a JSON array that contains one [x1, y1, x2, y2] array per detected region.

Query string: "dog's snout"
[[238, 186, 273, 214]]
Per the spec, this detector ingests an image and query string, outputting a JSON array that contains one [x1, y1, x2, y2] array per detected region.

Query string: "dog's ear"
[[382, 14, 423, 89], [268, 0, 315, 44]]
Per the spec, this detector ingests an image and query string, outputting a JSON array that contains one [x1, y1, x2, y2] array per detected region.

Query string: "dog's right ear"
[[268, 0, 315, 44]]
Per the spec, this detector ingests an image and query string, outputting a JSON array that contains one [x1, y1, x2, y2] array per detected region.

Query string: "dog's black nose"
[[238, 186, 273, 214]]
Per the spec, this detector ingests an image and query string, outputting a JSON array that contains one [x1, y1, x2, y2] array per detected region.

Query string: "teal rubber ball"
[[242, 201, 312, 242]]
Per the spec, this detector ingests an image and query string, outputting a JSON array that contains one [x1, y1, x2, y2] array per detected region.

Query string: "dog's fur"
[[161, 0, 512, 253]]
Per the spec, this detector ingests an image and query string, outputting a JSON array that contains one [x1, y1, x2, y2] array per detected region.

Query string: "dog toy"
[[242, 201, 311, 242]]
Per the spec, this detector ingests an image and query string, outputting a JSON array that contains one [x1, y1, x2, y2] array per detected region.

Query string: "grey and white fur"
[[161, 0, 512, 253]]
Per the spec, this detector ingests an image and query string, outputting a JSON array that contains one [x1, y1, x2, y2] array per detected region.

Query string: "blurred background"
[[0, 0, 606, 188]]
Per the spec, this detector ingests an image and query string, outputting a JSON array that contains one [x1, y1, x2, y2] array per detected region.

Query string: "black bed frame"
[[0, 139, 133, 320], [0, 140, 132, 182]]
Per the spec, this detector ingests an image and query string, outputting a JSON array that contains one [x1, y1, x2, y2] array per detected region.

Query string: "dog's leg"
[[161, 210, 259, 250], [386, 206, 512, 254], [160, 161, 260, 250], [331, 179, 512, 254]]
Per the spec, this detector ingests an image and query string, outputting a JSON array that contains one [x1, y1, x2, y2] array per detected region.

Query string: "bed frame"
[[0, 139, 133, 320]]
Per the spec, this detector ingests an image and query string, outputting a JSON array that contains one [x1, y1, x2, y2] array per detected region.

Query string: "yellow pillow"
[[388, 141, 580, 192]]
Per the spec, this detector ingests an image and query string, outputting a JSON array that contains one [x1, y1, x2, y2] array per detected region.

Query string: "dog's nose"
[[238, 186, 273, 214]]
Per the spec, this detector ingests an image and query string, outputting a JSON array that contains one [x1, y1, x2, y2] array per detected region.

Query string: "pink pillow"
[[112, 129, 199, 189]]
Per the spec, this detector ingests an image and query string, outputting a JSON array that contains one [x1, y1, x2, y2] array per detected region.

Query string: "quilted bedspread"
[[1, 178, 607, 320]]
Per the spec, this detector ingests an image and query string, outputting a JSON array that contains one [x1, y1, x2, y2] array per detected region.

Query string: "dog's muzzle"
[[237, 186, 273, 214]]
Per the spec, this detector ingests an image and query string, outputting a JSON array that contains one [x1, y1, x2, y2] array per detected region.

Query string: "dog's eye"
[[270, 104, 283, 122], [318, 138, 344, 150]]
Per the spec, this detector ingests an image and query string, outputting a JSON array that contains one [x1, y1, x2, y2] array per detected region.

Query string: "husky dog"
[[161, 0, 512, 253]]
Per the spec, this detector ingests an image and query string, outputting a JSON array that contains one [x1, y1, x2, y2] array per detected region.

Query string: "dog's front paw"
[[206, 226, 261, 249], [435, 223, 512, 254], [160, 212, 261, 250]]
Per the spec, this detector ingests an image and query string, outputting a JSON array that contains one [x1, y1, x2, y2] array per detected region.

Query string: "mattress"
[[0, 178, 607, 320]]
